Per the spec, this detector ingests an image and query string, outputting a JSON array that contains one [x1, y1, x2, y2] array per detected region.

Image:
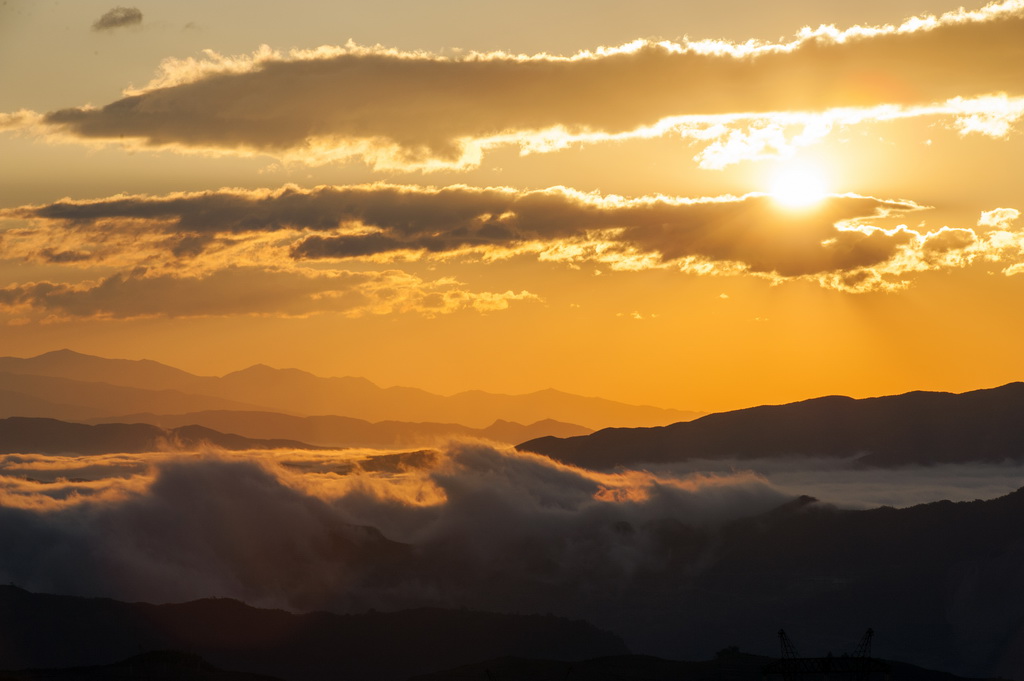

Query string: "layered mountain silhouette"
[[86, 411, 590, 448], [0, 372, 263, 421], [519, 382, 1024, 468], [0, 588, 626, 681], [0, 417, 321, 455], [0, 350, 697, 430]]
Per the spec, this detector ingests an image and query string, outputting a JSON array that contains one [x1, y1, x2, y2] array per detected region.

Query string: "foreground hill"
[[519, 382, 1024, 468], [408, 652, 1005, 681], [0, 587, 626, 681], [0, 650, 997, 681], [0, 417, 321, 454], [0, 650, 283, 681], [374, 488, 1024, 679], [86, 411, 591, 448], [0, 350, 698, 429]]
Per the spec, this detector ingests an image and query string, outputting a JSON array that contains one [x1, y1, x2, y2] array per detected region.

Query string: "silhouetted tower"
[[763, 629, 889, 681], [779, 629, 800, 660], [853, 628, 873, 659]]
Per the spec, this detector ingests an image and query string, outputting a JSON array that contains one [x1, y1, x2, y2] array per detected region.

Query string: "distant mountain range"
[[0, 417, 322, 455], [0, 349, 698, 431], [0, 414, 590, 455], [85, 411, 591, 448], [0, 587, 626, 681], [519, 382, 1024, 468]]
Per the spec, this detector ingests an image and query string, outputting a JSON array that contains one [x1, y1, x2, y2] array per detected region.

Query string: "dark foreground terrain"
[[520, 382, 1024, 468], [0, 587, 623, 681], [0, 643, 1010, 681]]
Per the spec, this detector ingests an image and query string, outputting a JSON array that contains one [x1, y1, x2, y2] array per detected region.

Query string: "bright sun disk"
[[770, 164, 829, 208]]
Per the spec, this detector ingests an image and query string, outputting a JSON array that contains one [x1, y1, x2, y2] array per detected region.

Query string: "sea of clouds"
[[2, 441, 1022, 655]]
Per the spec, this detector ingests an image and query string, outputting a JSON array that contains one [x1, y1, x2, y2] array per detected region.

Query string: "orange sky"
[[2, 0, 1023, 413]]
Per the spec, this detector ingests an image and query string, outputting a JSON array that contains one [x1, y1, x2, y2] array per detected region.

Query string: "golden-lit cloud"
[[0, 183, 944, 289], [5, 2, 1022, 169], [0, 266, 537, 321], [8, 183, 1024, 296], [0, 442, 797, 614]]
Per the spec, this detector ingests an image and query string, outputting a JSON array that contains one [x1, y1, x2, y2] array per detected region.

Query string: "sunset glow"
[[3, 3, 1024, 677], [2, 0, 1023, 414], [769, 163, 830, 208]]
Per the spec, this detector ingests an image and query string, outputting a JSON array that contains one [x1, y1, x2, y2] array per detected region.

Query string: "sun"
[[769, 163, 830, 208]]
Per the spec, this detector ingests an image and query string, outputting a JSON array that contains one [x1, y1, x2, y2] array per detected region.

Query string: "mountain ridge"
[[0, 350, 698, 429], [518, 381, 1024, 468], [0, 417, 323, 455], [85, 410, 592, 448]]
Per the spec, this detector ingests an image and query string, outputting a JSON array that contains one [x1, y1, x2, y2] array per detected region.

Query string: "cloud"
[[4, 441, 1022, 628], [0, 444, 789, 611], [3, 443, 1021, 661], [645, 457, 1024, 510], [2, 183, 923, 280], [6, 185, 1023, 294], [19, 3, 1024, 168], [0, 266, 538, 320], [92, 7, 142, 31]]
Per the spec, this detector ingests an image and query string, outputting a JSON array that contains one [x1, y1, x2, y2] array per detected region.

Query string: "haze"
[[3, 1, 1024, 412]]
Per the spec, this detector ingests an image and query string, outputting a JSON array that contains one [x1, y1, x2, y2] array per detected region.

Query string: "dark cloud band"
[[44, 7, 1024, 164], [8, 185, 922, 278]]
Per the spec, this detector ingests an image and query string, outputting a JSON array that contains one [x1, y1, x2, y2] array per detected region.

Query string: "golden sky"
[[2, 0, 1023, 413]]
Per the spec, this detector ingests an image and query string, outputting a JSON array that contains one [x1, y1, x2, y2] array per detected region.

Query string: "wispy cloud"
[[91, 7, 143, 32], [10, 2, 1021, 169], [0, 266, 537, 321]]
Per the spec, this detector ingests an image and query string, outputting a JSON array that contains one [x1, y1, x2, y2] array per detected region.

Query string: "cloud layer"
[[3, 442, 1022, 653], [0, 266, 535, 320], [19, 2, 1024, 168], [5, 184, 1024, 320], [0, 444, 787, 609]]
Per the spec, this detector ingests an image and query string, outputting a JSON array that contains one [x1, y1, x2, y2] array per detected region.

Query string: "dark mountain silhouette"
[[0, 350, 698, 428], [519, 382, 1024, 468], [408, 653, 769, 681], [0, 650, 283, 681], [0, 587, 627, 681], [87, 410, 592, 447], [589, 489, 1024, 679], [0, 650, 1000, 681], [409, 651, 1004, 681], [0, 417, 322, 454], [334, 489, 1024, 679]]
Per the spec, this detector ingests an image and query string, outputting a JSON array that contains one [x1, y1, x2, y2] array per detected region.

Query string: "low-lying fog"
[[3, 441, 1023, 662]]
